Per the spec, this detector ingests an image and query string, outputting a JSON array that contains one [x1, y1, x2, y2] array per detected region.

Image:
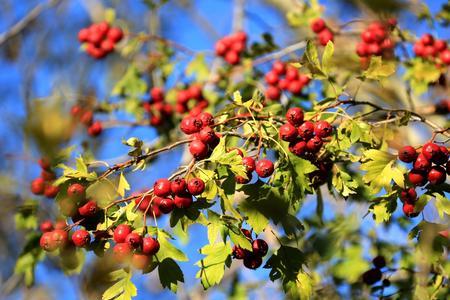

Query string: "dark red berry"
[[362, 268, 382, 285], [272, 61, 286, 75], [171, 178, 187, 195], [243, 253, 263, 269], [150, 87, 164, 102], [289, 140, 307, 157], [154, 178, 172, 197], [288, 80, 303, 95], [252, 239, 268, 256], [38, 157, 51, 170], [67, 183, 85, 201], [113, 243, 132, 262], [40, 232, 58, 252], [232, 245, 247, 259], [298, 121, 315, 140], [318, 29, 334, 46], [44, 184, 59, 198], [265, 85, 281, 101], [107, 27, 124, 43], [236, 172, 252, 184], [40, 170, 55, 181], [286, 107, 304, 127], [88, 121, 102, 137], [398, 146, 417, 163], [142, 237, 160, 255], [400, 188, 417, 203], [241, 228, 252, 239], [413, 153, 431, 171], [265, 71, 279, 85], [189, 140, 209, 160], [187, 178, 205, 195], [306, 136, 324, 153], [51, 229, 68, 249], [126, 232, 143, 249], [255, 159, 274, 178], [198, 127, 216, 144], [408, 170, 427, 186], [422, 142, 440, 161], [279, 123, 298, 142], [428, 166, 446, 185], [314, 120, 333, 138], [40, 220, 54, 233], [157, 197, 174, 214], [403, 202, 416, 217], [31, 178, 45, 195], [433, 146, 449, 165], [72, 229, 90, 247], [180, 116, 203, 134], [78, 200, 98, 217], [174, 193, 193, 208], [198, 112, 214, 127], [114, 224, 132, 243], [372, 255, 386, 269], [242, 156, 256, 172]]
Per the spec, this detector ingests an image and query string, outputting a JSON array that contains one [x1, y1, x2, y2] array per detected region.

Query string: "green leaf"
[[112, 65, 147, 97], [233, 91, 243, 105], [369, 195, 397, 224], [238, 200, 269, 234], [332, 166, 358, 198], [104, 8, 116, 23], [195, 242, 232, 289], [362, 56, 396, 80], [303, 40, 326, 79], [158, 258, 184, 292], [228, 227, 252, 250], [404, 58, 441, 95], [102, 269, 137, 300], [155, 230, 188, 262], [434, 192, 450, 219], [264, 246, 306, 283], [186, 54, 209, 81], [15, 200, 38, 230], [14, 233, 45, 287], [86, 178, 119, 208], [209, 138, 247, 178], [321, 41, 334, 75], [117, 173, 130, 197]]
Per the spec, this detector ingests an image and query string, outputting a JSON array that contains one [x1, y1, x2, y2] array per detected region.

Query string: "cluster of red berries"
[[310, 18, 334, 46], [39, 219, 69, 252], [179, 112, 220, 160], [398, 143, 449, 216], [139, 177, 206, 214], [232, 229, 268, 269], [356, 21, 395, 60], [58, 183, 100, 221], [413, 34, 450, 65], [143, 87, 173, 126], [264, 61, 311, 101], [30, 158, 59, 198], [214, 32, 247, 65], [71, 105, 103, 137], [362, 256, 389, 286], [112, 224, 160, 269], [176, 84, 209, 115], [78, 22, 124, 59], [435, 99, 450, 115], [228, 148, 275, 184]]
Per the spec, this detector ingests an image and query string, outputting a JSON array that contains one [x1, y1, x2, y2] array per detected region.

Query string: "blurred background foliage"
[[0, 0, 448, 299]]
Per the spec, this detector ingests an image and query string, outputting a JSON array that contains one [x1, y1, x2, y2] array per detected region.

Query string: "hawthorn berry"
[[243, 253, 263, 269], [427, 166, 446, 185], [232, 245, 247, 259], [402, 202, 416, 217], [189, 140, 209, 160], [362, 268, 382, 285], [433, 146, 449, 165], [225, 51, 240, 65], [40, 170, 55, 181], [279, 123, 298, 142], [157, 197, 174, 214], [306, 136, 324, 153], [311, 18, 326, 33], [255, 159, 274, 178], [198, 127, 216, 144], [100, 39, 115, 52], [51, 229, 69, 249], [422, 142, 440, 161], [413, 154, 431, 171], [236, 172, 252, 184], [171, 178, 187, 195], [126, 232, 143, 249], [289, 140, 307, 157], [114, 224, 132, 243], [318, 29, 334, 46], [72, 229, 90, 247], [187, 178, 205, 195], [78, 200, 98, 217], [31, 178, 45, 195], [113, 243, 132, 262], [180, 116, 203, 134], [398, 146, 417, 163], [88, 121, 103, 137], [40, 232, 58, 252], [198, 112, 214, 127], [286, 107, 304, 127], [38, 157, 51, 170], [174, 193, 193, 208], [154, 178, 172, 197], [314, 120, 333, 138], [67, 183, 85, 200], [265, 71, 279, 85], [54, 220, 67, 230], [142, 237, 160, 255], [107, 27, 124, 43], [44, 184, 59, 198], [150, 87, 164, 103], [266, 85, 281, 101], [400, 188, 417, 203], [408, 170, 427, 186], [285, 66, 299, 81], [288, 80, 303, 95], [298, 121, 315, 140], [242, 156, 256, 172], [40, 220, 54, 233], [372, 255, 386, 269], [272, 61, 286, 75], [252, 239, 268, 257], [131, 253, 151, 270]]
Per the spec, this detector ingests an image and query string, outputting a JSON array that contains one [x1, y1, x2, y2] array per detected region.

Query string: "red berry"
[[414, 42, 425, 57], [85, 44, 106, 59], [421, 33, 434, 46], [434, 39, 447, 52], [225, 51, 240, 65], [400, 188, 417, 203], [372, 28, 386, 43], [318, 29, 334, 46], [440, 49, 450, 64], [134, 195, 151, 212], [413, 153, 431, 171], [372, 255, 386, 269], [78, 28, 90, 42], [255, 159, 274, 178], [434, 146, 449, 165], [314, 120, 333, 138], [72, 229, 90, 247], [422, 142, 441, 161], [428, 166, 446, 185], [157, 197, 174, 214], [298, 121, 315, 140], [279, 123, 298, 142], [44, 184, 59, 198], [54, 220, 67, 230], [198, 112, 214, 127], [174, 193, 193, 208], [311, 18, 326, 33], [242, 156, 256, 172], [113, 243, 132, 262], [126, 232, 143, 249], [107, 27, 124, 43], [241, 228, 252, 239], [67, 183, 85, 200], [78, 200, 98, 217], [100, 39, 115, 52], [243, 253, 263, 269], [368, 43, 382, 56], [38, 157, 51, 170], [234, 31, 247, 43], [51, 229, 68, 249], [41, 170, 55, 181], [150, 87, 164, 102], [232, 245, 247, 259], [398, 146, 417, 163], [88, 121, 102, 137], [236, 172, 252, 184], [306, 136, 324, 153], [408, 170, 427, 186], [362, 268, 382, 285], [131, 253, 151, 270], [154, 179, 172, 197], [272, 61, 286, 75], [402, 202, 416, 217], [265, 85, 281, 101], [142, 237, 160, 255], [215, 40, 228, 56], [198, 127, 216, 144], [424, 45, 437, 57], [286, 107, 304, 127], [265, 71, 279, 85], [171, 178, 187, 195], [278, 78, 289, 90], [180, 116, 203, 134], [189, 140, 209, 160], [31, 178, 45, 195], [285, 66, 299, 81], [361, 31, 375, 43], [298, 74, 311, 86], [289, 140, 307, 157], [288, 80, 303, 95], [380, 38, 395, 50], [252, 239, 268, 256], [187, 178, 205, 195], [40, 220, 54, 233], [114, 224, 132, 243], [40, 232, 58, 252]]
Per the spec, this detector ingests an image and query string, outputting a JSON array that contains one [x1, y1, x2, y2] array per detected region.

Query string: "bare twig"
[[252, 41, 307, 65]]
